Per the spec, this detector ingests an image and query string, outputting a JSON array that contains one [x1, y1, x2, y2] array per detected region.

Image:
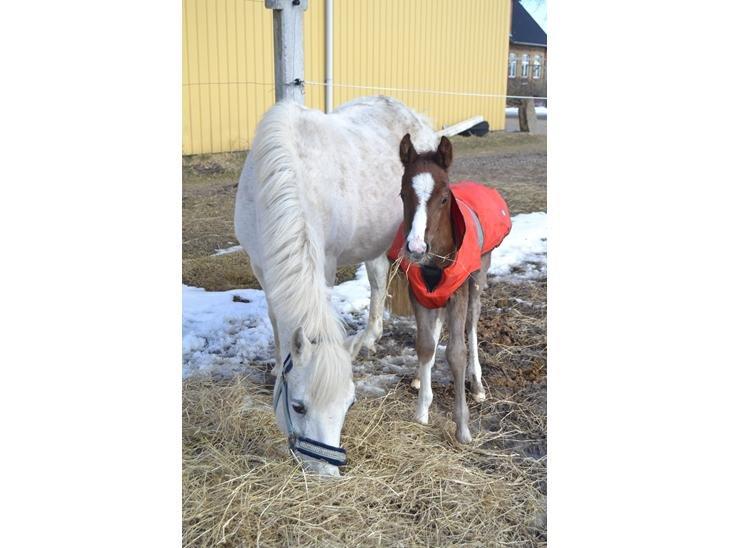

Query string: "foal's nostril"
[[407, 240, 427, 255]]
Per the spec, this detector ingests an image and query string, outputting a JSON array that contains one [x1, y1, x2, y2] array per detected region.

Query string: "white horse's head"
[[273, 327, 359, 477]]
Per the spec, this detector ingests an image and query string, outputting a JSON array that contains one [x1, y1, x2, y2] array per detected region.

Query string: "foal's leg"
[[361, 254, 389, 351], [466, 255, 490, 401], [412, 300, 443, 425], [446, 284, 471, 443]]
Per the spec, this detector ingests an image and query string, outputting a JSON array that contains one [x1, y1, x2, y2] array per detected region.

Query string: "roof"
[[510, 0, 547, 47]]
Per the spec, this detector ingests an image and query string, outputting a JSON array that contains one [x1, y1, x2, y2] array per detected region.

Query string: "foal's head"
[[398, 134, 454, 264]]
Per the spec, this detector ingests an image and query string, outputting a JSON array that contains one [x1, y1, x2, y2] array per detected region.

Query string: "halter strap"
[[273, 353, 348, 467]]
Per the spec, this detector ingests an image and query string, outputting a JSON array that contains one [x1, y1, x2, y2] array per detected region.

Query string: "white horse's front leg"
[[361, 254, 389, 352], [252, 262, 283, 376]]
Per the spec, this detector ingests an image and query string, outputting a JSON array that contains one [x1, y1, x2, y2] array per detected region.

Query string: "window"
[[508, 53, 517, 78], [521, 54, 530, 78], [533, 55, 542, 79]]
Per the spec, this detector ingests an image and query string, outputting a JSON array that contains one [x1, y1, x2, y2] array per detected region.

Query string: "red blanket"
[[387, 181, 511, 309]]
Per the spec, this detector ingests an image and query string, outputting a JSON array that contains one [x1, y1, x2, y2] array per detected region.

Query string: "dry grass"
[[449, 133, 546, 157], [183, 377, 546, 547], [182, 279, 547, 547], [183, 252, 261, 292]]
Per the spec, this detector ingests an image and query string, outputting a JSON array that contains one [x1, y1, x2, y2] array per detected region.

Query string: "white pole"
[[265, 0, 308, 104], [325, 0, 334, 113]]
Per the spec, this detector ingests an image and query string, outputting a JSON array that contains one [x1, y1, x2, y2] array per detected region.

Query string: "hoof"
[[414, 411, 429, 425], [471, 391, 486, 403], [361, 339, 376, 353], [456, 428, 472, 444], [411, 377, 421, 389], [360, 330, 381, 353]]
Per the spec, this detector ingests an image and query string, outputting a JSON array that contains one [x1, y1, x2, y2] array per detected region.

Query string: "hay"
[[183, 376, 546, 547], [386, 258, 414, 318]]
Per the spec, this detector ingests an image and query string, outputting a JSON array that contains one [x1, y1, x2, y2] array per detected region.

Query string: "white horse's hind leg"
[[361, 254, 389, 352], [466, 277, 486, 402], [467, 254, 490, 401]]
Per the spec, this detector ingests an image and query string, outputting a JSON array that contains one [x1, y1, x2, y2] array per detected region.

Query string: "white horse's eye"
[[292, 402, 307, 415]]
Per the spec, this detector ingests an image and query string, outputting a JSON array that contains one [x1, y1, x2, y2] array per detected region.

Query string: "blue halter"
[[273, 353, 348, 467]]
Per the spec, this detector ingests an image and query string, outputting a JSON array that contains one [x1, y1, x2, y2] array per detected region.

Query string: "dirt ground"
[[182, 131, 547, 545]]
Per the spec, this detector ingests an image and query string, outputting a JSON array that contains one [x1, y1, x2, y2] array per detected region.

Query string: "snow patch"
[[490, 212, 547, 280], [212, 244, 243, 256], [183, 212, 546, 378], [182, 285, 273, 378]]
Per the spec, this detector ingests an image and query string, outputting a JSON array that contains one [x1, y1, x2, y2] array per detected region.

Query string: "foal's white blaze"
[[407, 172, 435, 254]]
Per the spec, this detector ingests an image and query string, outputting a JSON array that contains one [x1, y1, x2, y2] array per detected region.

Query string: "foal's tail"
[[251, 102, 343, 341]]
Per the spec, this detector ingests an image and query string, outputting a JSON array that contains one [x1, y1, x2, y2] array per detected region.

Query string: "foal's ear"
[[399, 134, 417, 166], [435, 136, 453, 170]]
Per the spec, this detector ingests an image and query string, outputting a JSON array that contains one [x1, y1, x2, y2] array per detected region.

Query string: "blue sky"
[[520, 0, 547, 33]]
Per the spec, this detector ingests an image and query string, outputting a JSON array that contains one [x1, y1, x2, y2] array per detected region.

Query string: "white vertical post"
[[325, 0, 334, 113], [265, 0, 308, 104]]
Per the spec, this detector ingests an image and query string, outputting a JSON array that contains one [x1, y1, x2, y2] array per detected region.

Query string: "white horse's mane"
[[252, 101, 349, 402], [251, 97, 435, 403]]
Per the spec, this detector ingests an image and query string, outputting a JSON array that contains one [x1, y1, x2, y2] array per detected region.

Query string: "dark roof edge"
[[511, 40, 548, 48]]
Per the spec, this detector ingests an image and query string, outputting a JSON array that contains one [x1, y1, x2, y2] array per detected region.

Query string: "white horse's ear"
[[344, 332, 364, 359], [291, 327, 312, 363]]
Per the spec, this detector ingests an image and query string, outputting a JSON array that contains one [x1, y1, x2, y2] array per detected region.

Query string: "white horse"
[[234, 96, 437, 475]]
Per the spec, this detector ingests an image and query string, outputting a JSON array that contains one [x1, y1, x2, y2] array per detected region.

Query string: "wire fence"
[[182, 78, 548, 101]]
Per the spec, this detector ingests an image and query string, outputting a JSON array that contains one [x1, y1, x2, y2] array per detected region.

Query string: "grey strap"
[[463, 203, 484, 249]]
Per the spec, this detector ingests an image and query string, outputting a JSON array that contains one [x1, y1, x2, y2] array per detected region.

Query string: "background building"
[[183, 0, 511, 155], [507, 0, 547, 103]]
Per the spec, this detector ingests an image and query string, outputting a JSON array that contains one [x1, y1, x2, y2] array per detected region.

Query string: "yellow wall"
[[183, 0, 510, 155]]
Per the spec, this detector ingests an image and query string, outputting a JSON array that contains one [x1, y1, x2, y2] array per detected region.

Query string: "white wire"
[[182, 79, 547, 101], [306, 80, 547, 101]]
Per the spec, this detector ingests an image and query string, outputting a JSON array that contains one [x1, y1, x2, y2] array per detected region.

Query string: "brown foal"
[[398, 134, 490, 444]]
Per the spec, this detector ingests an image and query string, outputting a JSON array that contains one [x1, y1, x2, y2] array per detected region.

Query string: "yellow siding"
[[183, 0, 510, 155]]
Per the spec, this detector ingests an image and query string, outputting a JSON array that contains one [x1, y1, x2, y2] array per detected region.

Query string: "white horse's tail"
[[251, 101, 344, 344]]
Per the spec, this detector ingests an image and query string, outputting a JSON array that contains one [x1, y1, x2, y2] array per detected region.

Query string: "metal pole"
[[325, 0, 334, 112], [265, 0, 308, 104]]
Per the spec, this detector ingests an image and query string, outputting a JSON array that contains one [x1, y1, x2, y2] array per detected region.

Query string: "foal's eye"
[[441, 196, 448, 205], [292, 403, 307, 415]]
